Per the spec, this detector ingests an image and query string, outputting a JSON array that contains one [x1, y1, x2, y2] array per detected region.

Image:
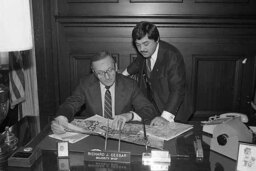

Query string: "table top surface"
[[4, 116, 238, 171]]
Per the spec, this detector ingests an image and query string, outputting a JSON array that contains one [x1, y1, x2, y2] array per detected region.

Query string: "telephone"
[[202, 113, 249, 135], [219, 113, 248, 123], [207, 113, 248, 123]]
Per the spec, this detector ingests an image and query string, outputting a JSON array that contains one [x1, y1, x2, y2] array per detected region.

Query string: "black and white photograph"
[[237, 143, 256, 171]]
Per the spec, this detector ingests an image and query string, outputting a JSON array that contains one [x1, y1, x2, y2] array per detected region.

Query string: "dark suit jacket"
[[56, 73, 157, 123], [127, 40, 188, 122]]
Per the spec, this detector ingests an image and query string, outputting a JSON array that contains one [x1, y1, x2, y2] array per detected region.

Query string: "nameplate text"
[[84, 151, 131, 163]]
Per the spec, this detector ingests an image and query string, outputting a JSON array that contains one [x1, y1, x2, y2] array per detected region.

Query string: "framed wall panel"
[[195, 0, 249, 3], [191, 55, 244, 118], [130, 54, 137, 63], [67, 0, 118, 3], [58, 0, 256, 16], [70, 53, 120, 93], [70, 54, 92, 91], [130, 0, 182, 3]]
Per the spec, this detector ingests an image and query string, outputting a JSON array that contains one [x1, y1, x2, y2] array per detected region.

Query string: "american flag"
[[9, 51, 25, 109]]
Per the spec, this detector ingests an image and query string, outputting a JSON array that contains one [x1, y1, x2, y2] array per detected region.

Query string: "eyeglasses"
[[94, 67, 115, 77]]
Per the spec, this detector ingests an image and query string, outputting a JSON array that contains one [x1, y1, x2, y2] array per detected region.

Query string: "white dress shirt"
[[99, 82, 141, 121]]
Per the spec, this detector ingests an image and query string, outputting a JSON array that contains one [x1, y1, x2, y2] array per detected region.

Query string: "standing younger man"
[[123, 21, 188, 125]]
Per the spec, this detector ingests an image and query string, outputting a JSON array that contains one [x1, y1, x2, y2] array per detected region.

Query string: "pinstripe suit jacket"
[[127, 41, 188, 122]]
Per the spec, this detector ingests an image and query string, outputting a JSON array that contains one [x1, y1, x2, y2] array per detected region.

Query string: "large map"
[[64, 115, 193, 149], [65, 115, 164, 149]]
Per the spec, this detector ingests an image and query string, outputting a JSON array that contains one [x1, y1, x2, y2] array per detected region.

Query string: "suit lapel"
[[89, 77, 103, 115], [114, 74, 125, 115], [151, 41, 165, 79]]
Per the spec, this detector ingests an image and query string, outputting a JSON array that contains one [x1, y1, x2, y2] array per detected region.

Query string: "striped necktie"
[[146, 58, 151, 77], [104, 86, 112, 119]]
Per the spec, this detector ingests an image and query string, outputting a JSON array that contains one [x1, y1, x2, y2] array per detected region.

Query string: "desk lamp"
[[0, 0, 33, 166]]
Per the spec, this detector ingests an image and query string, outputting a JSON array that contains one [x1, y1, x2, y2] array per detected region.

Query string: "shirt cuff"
[[131, 111, 142, 121], [122, 69, 129, 76], [161, 111, 175, 122]]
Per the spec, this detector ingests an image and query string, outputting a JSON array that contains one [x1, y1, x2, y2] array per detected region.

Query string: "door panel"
[[192, 55, 243, 118]]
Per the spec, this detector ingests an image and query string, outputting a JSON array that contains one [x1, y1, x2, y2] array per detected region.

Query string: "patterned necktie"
[[104, 86, 112, 119], [146, 58, 151, 77]]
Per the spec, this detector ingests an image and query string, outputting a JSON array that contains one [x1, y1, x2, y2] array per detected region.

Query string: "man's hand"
[[111, 113, 132, 130], [51, 115, 68, 134], [150, 116, 169, 127]]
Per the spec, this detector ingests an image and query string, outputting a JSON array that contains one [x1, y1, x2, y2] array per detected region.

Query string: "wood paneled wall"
[[33, 0, 256, 127]]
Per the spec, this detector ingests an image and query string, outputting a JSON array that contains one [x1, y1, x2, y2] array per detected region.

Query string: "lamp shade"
[[0, 0, 33, 52]]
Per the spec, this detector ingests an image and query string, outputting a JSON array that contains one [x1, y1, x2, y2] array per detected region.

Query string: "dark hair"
[[132, 21, 159, 42], [91, 51, 115, 73]]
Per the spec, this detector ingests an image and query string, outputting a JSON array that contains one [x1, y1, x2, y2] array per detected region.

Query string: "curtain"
[[21, 0, 39, 118], [22, 50, 39, 117]]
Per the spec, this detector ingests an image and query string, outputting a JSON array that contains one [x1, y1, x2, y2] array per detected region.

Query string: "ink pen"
[[143, 121, 148, 152], [104, 118, 109, 151], [118, 122, 122, 152]]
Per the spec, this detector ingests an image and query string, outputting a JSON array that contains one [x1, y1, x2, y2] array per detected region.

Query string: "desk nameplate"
[[84, 150, 131, 163]]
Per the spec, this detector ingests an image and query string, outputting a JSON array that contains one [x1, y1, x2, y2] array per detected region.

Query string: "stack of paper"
[[49, 132, 89, 143]]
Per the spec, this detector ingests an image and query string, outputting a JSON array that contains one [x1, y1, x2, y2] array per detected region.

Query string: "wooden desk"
[[6, 117, 237, 171]]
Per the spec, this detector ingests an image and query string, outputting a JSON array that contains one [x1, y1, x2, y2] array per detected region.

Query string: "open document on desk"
[[51, 115, 193, 147], [52, 115, 165, 149]]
